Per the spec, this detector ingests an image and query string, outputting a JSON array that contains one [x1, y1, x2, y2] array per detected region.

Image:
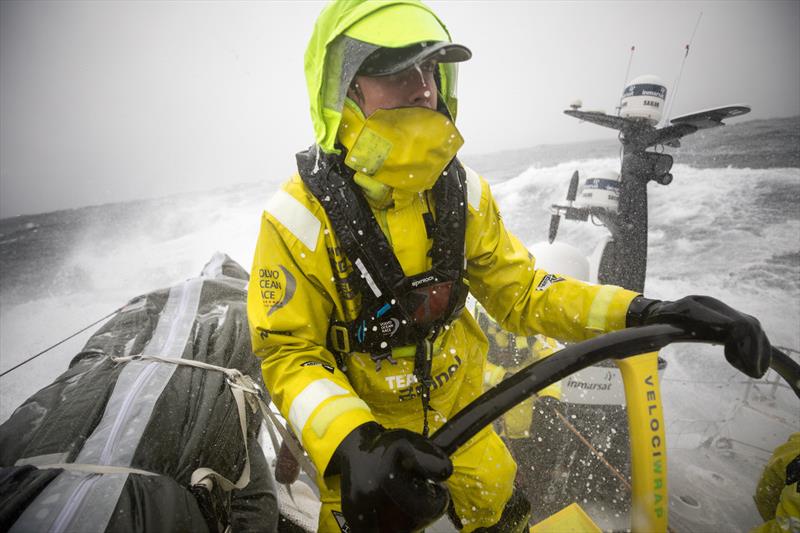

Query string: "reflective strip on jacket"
[[246, 166, 638, 478]]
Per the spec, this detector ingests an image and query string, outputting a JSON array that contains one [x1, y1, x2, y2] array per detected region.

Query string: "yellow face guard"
[[338, 101, 463, 193]]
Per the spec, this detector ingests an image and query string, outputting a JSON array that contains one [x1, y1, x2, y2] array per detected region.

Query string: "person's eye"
[[421, 61, 437, 73]]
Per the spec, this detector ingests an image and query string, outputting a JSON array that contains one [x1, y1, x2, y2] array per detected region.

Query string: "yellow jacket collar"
[[338, 99, 463, 201]]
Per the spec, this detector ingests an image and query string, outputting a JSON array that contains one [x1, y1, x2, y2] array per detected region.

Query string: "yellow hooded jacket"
[[247, 158, 637, 471], [247, 0, 639, 528]]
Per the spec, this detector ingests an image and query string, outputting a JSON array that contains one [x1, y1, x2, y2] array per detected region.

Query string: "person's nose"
[[406, 71, 435, 109], [410, 89, 434, 109]]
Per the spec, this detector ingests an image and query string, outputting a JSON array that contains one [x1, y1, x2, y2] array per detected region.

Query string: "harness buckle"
[[370, 351, 398, 372], [330, 325, 351, 354]]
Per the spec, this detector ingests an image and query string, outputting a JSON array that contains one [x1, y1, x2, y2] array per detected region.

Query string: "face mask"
[[338, 101, 464, 194]]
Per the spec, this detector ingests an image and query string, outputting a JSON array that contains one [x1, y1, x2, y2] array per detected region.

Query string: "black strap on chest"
[[297, 147, 469, 435]]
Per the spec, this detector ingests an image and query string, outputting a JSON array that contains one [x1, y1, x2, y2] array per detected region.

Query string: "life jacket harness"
[[297, 147, 470, 436]]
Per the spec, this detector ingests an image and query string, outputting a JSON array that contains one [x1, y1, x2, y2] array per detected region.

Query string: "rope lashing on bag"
[[110, 354, 254, 492], [108, 354, 319, 490]]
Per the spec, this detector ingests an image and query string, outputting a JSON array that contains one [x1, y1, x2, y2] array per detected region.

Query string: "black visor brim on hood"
[[358, 41, 471, 77]]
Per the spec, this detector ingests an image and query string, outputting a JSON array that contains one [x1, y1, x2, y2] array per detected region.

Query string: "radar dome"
[[620, 74, 667, 125]]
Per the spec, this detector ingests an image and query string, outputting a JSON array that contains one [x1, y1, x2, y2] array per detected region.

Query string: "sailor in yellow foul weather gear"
[[247, 1, 773, 531], [752, 433, 800, 533], [477, 303, 562, 438]]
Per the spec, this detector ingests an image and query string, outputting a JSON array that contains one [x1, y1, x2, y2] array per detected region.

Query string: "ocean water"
[[1, 116, 798, 531]]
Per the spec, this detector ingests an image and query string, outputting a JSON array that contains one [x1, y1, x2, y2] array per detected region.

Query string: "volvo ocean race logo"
[[379, 317, 400, 336], [258, 265, 297, 316]]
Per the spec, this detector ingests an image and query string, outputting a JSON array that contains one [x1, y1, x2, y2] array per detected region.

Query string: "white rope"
[[110, 353, 244, 381], [254, 395, 320, 485]]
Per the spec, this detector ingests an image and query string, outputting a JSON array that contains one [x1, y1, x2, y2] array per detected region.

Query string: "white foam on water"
[[0, 158, 797, 530]]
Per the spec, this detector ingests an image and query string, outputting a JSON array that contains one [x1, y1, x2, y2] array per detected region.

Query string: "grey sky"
[[1, 1, 798, 218]]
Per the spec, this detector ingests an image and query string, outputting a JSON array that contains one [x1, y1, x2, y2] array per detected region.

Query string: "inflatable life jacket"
[[297, 147, 469, 434]]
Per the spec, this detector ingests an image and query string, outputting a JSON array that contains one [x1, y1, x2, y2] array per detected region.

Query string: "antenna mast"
[[616, 45, 636, 116], [664, 11, 703, 124]]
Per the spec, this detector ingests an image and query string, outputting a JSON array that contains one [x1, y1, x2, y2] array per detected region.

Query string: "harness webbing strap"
[[301, 151, 406, 300]]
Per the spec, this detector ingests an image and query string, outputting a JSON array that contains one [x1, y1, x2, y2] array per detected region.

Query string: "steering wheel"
[[429, 324, 800, 532]]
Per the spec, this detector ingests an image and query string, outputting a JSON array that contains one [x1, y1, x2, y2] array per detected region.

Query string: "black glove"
[[627, 295, 771, 378], [330, 421, 453, 532]]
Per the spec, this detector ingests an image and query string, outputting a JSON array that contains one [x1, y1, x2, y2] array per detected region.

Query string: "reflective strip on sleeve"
[[586, 285, 622, 332], [288, 379, 349, 437], [464, 165, 482, 211], [266, 189, 321, 251], [310, 396, 371, 439]]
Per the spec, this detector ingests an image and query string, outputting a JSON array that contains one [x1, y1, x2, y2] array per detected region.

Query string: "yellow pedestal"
[[530, 503, 602, 532]]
